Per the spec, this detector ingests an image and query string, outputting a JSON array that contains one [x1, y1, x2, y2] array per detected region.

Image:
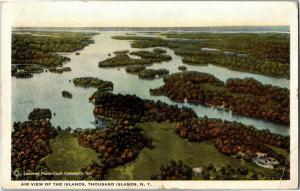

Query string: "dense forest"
[[89, 92, 289, 179], [73, 77, 113, 91], [12, 32, 96, 77], [112, 33, 289, 78], [98, 49, 171, 67], [12, 113, 58, 180], [11, 30, 291, 181], [150, 72, 289, 124]]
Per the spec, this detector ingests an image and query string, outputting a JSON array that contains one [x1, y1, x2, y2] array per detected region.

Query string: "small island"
[[12, 71, 33, 78], [28, 108, 52, 120], [49, 67, 71, 73], [178, 65, 187, 71], [98, 49, 171, 68], [138, 68, 169, 79], [125, 65, 146, 74], [73, 77, 113, 91], [62, 90, 73, 99]]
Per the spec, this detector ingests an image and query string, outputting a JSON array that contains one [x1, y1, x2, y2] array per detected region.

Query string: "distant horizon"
[[12, 25, 290, 33], [13, 25, 289, 28]]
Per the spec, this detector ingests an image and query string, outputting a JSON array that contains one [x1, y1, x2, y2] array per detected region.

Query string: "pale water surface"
[[12, 31, 290, 135]]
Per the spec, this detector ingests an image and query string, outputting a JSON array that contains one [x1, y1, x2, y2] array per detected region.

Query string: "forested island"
[[12, 29, 290, 181], [73, 77, 113, 91], [12, 91, 289, 180], [112, 32, 289, 78], [98, 49, 171, 68], [12, 31, 96, 78], [150, 71, 289, 124]]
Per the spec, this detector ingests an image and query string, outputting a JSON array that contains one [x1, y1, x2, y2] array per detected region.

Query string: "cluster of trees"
[[62, 90, 72, 99], [227, 78, 289, 124], [12, 109, 58, 180], [178, 65, 187, 71], [175, 117, 289, 167], [112, 33, 289, 78], [165, 32, 290, 64], [112, 36, 168, 48], [89, 92, 289, 179], [12, 71, 33, 78], [125, 65, 146, 73], [129, 50, 171, 63], [199, 163, 288, 180], [150, 160, 193, 180], [90, 92, 196, 124], [80, 162, 107, 180], [182, 52, 288, 78], [23, 64, 44, 73], [98, 49, 171, 68], [98, 53, 152, 67], [12, 32, 95, 76], [73, 77, 113, 91], [49, 67, 71, 73], [28, 108, 52, 120], [75, 118, 153, 168], [150, 72, 289, 124], [138, 68, 169, 79], [113, 50, 129, 54]]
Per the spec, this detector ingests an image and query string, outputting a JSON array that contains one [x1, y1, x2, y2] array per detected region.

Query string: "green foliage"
[[98, 49, 171, 68], [130, 50, 171, 62], [108, 122, 276, 180], [12, 32, 96, 75], [125, 65, 146, 73], [98, 53, 152, 67], [151, 72, 289, 124], [73, 77, 113, 91], [138, 68, 169, 79], [44, 131, 101, 180], [112, 33, 290, 78], [166, 32, 290, 64]]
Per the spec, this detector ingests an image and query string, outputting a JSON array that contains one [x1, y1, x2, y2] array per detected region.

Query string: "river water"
[[12, 31, 290, 135]]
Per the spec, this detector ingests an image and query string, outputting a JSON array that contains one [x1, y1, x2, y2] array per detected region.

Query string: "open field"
[[108, 122, 281, 180], [44, 131, 101, 180]]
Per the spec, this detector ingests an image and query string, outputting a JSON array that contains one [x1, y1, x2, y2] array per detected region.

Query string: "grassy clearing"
[[108, 122, 275, 180], [44, 131, 100, 180]]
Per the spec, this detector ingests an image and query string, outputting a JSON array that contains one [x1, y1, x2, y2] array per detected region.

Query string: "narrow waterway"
[[12, 31, 290, 135]]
